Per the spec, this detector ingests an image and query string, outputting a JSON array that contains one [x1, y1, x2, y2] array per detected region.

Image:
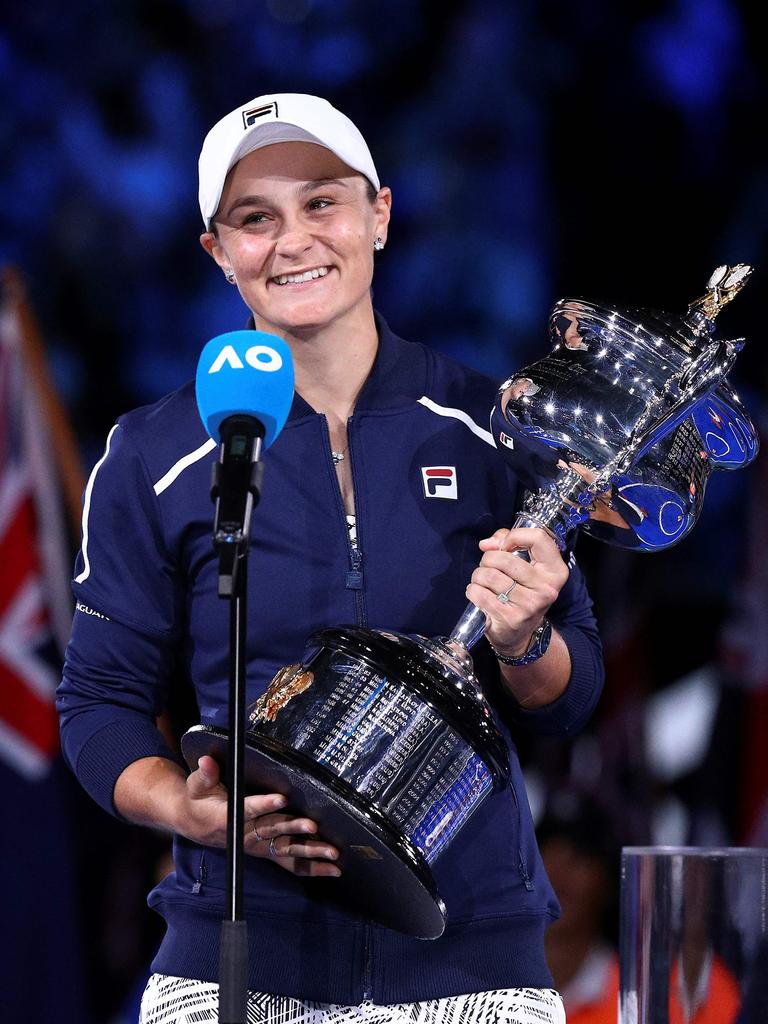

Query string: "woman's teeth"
[[274, 267, 330, 286]]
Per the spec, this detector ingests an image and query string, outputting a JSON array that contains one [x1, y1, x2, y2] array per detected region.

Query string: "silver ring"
[[497, 581, 517, 604], [268, 836, 280, 858], [253, 823, 265, 841]]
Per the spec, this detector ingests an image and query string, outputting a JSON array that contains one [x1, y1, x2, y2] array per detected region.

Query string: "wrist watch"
[[489, 618, 552, 667]]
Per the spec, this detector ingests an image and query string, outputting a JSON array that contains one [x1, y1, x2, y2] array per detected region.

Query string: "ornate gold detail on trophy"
[[250, 664, 314, 722], [688, 263, 753, 322]]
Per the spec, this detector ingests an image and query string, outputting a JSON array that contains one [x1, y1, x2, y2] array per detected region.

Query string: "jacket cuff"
[[75, 718, 183, 818], [506, 623, 604, 736]]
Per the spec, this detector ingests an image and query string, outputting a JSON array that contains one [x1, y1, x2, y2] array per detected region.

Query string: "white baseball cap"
[[198, 92, 381, 228]]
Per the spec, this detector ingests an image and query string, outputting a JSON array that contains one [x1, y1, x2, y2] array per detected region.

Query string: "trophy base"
[[182, 724, 448, 939]]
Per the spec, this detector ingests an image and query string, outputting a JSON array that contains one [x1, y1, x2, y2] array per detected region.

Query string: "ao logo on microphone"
[[207, 344, 283, 374]]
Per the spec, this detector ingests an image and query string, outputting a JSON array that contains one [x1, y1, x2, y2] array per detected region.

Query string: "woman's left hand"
[[466, 527, 569, 659]]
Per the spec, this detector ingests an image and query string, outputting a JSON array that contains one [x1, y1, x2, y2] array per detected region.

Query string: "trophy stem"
[[447, 466, 591, 652]]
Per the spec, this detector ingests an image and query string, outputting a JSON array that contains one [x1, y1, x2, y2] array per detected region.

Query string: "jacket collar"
[[246, 312, 429, 422], [353, 311, 429, 413]]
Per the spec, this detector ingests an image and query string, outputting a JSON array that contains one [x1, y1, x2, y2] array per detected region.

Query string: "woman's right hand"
[[114, 753, 341, 878], [178, 755, 342, 877]]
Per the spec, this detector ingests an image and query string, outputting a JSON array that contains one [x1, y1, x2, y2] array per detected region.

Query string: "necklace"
[[331, 450, 346, 465]]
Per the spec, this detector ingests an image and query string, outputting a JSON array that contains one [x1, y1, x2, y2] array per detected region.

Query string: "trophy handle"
[[448, 467, 590, 652], [448, 519, 534, 651]]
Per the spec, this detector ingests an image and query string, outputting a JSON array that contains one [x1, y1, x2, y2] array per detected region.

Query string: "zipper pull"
[[346, 548, 363, 590], [519, 851, 534, 891], [191, 852, 207, 894]]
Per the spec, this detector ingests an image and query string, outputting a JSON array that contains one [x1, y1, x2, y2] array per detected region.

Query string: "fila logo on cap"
[[242, 102, 279, 129], [421, 467, 458, 500]]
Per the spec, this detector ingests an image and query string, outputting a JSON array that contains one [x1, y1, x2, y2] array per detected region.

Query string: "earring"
[[224, 269, 236, 283], [373, 237, 385, 252]]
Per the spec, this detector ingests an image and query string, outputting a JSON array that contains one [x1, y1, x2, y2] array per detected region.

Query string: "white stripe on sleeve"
[[74, 424, 119, 584], [418, 396, 496, 447], [153, 437, 216, 496]]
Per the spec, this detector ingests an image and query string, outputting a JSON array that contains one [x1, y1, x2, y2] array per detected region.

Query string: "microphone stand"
[[211, 415, 265, 1024]]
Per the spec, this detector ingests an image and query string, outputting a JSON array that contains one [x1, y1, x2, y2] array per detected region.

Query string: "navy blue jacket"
[[58, 316, 603, 1003]]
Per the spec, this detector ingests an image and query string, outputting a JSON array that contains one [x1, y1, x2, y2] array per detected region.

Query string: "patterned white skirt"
[[139, 974, 565, 1024]]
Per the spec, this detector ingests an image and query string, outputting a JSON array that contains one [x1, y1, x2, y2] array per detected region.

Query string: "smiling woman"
[[57, 91, 603, 1024], [197, 102, 392, 507], [201, 142, 391, 356]]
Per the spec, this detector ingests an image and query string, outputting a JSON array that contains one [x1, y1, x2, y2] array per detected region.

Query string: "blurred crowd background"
[[2, 1, 768, 1021]]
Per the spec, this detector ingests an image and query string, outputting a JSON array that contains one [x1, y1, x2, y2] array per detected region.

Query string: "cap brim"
[[230, 122, 330, 168], [207, 123, 375, 228]]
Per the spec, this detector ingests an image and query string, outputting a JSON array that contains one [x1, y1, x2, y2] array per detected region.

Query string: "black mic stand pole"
[[211, 415, 265, 1024]]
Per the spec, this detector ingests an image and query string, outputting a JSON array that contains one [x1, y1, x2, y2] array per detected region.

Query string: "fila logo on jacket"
[[421, 466, 458, 500]]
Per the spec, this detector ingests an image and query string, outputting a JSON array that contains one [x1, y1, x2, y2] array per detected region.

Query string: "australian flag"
[[0, 276, 88, 1022]]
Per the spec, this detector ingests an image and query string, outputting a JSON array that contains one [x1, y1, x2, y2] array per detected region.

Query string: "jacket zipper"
[[342, 418, 372, 992], [322, 416, 367, 627], [362, 924, 373, 1000], [509, 784, 534, 891], [323, 415, 372, 991]]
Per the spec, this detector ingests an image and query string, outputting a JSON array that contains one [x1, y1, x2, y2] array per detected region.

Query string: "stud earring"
[[224, 269, 236, 283], [373, 237, 385, 252]]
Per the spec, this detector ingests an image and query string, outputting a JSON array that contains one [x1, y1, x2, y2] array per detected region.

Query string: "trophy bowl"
[[182, 626, 509, 939]]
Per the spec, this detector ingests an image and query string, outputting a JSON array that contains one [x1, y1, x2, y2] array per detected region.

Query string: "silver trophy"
[[184, 266, 757, 938], [451, 263, 758, 649]]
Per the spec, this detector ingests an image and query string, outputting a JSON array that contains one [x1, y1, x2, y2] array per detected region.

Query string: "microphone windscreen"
[[195, 330, 295, 448]]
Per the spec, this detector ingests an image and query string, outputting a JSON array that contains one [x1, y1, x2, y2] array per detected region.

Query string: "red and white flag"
[[0, 274, 79, 778]]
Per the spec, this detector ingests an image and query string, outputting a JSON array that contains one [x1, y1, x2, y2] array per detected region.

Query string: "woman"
[[58, 93, 604, 1024]]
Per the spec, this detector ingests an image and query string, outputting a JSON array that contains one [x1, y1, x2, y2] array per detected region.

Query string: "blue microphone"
[[196, 329, 294, 448], [195, 330, 295, 594]]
